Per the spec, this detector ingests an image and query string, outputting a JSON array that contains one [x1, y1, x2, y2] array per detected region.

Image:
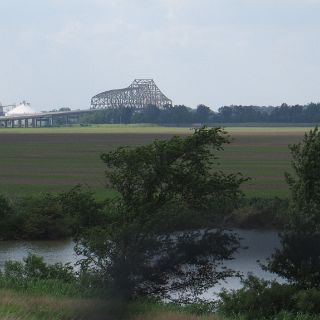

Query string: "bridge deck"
[[0, 109, 95, 127]]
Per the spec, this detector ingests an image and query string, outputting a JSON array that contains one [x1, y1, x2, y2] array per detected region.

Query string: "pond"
[[0, 229, 283, 293], [0, 238, 76, 267]]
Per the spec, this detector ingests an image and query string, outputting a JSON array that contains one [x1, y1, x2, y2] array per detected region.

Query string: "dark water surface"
[[0, 238, 76, 267], [207, 229, 283, 297], [0, 230, 282, 293]]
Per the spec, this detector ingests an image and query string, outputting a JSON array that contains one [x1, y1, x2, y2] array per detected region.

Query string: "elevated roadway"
[[0, 109, 96, 128]]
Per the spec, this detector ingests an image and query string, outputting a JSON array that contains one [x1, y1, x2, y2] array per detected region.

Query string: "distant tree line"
[[80, 103, 320, 125]]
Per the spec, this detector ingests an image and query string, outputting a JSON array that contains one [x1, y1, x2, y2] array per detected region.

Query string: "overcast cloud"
[[1, 0, 320, 111]]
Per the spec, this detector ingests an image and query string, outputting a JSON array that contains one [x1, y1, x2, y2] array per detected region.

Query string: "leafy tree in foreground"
[[75, 127, 248, 300], [265, 233, 320, 288], [285, 126, 320, 232], [265, 127, 320, 288]]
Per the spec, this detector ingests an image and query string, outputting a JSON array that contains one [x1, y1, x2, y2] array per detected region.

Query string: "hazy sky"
[[1, 0, 320, 111]]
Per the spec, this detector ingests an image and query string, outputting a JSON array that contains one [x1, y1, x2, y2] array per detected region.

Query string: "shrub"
[[3, 254, 76, 283], [218, 275, 320, 319], [285, 126, 320, 232], [0, 195, 23, 239], [0, 254, 105, 298], [20, 193, 66, 239], [231, 197, 290, 229], [0, 186, 102, 240], [294, 289, 320, 314], [218, 275, 297, 319], [264, 232, 320, 289]]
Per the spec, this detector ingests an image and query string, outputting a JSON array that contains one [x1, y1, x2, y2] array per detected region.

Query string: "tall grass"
[[0, 277, 84, 298], [0, 289, 108, 320], [0, 289, 223, 320], [0, 287, 318, 320]]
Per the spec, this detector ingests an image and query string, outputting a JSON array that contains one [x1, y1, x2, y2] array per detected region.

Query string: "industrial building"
[[0, 102, 94, 128]]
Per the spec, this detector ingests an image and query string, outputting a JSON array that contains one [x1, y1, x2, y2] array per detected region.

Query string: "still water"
[[0, 238, 76, 267], [0, 230, 282, 292]]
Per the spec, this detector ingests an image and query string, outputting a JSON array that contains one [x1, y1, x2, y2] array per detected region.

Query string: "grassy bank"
[[0, 257, 316, 320], [0, 287, 221, 320], [0, 287, 318, 320], [0, 288, 120, 320]]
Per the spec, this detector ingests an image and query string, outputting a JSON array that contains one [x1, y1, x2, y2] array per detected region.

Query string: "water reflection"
[[0, 230, 282, 293], [207, 229, 283, 297], [0, 238, 76, 267]]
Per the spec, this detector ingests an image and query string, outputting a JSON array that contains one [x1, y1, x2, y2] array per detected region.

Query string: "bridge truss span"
[[91, 79, 172, 109]]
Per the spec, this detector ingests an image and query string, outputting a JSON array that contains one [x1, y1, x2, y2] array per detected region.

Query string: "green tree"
[[142, 104, 161, 123], [0, 195, 22, 240], [21, 186, 100, 240], [285, 126, 320, 231], [76, 127, 247, 300], [265, 233, 320, 288], [195, 104, 212, 123], [265, 127, 320, 288]]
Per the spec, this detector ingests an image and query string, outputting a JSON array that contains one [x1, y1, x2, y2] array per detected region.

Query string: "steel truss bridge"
[[91, 79, 172, 109]]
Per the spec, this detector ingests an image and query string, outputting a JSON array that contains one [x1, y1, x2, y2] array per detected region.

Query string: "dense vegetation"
[[1, 255, 320, 320], [219, 127, 320, 319], [0, 186, 100, 240], [0, 127, 290, 241], [219, 275, 320, 319], [80, 103, 320, 125], [1, 126, 320, 319], [74, 127, 247, 301]]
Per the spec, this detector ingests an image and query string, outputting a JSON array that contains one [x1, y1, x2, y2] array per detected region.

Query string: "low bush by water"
[[218, 275, 320, 319], [0, 189, 290, 241], [0, 186, 102, 240], [0, 255, 319, 320]]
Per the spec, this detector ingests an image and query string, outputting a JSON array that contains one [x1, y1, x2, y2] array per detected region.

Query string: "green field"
[[0, 125, 313, 198]]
